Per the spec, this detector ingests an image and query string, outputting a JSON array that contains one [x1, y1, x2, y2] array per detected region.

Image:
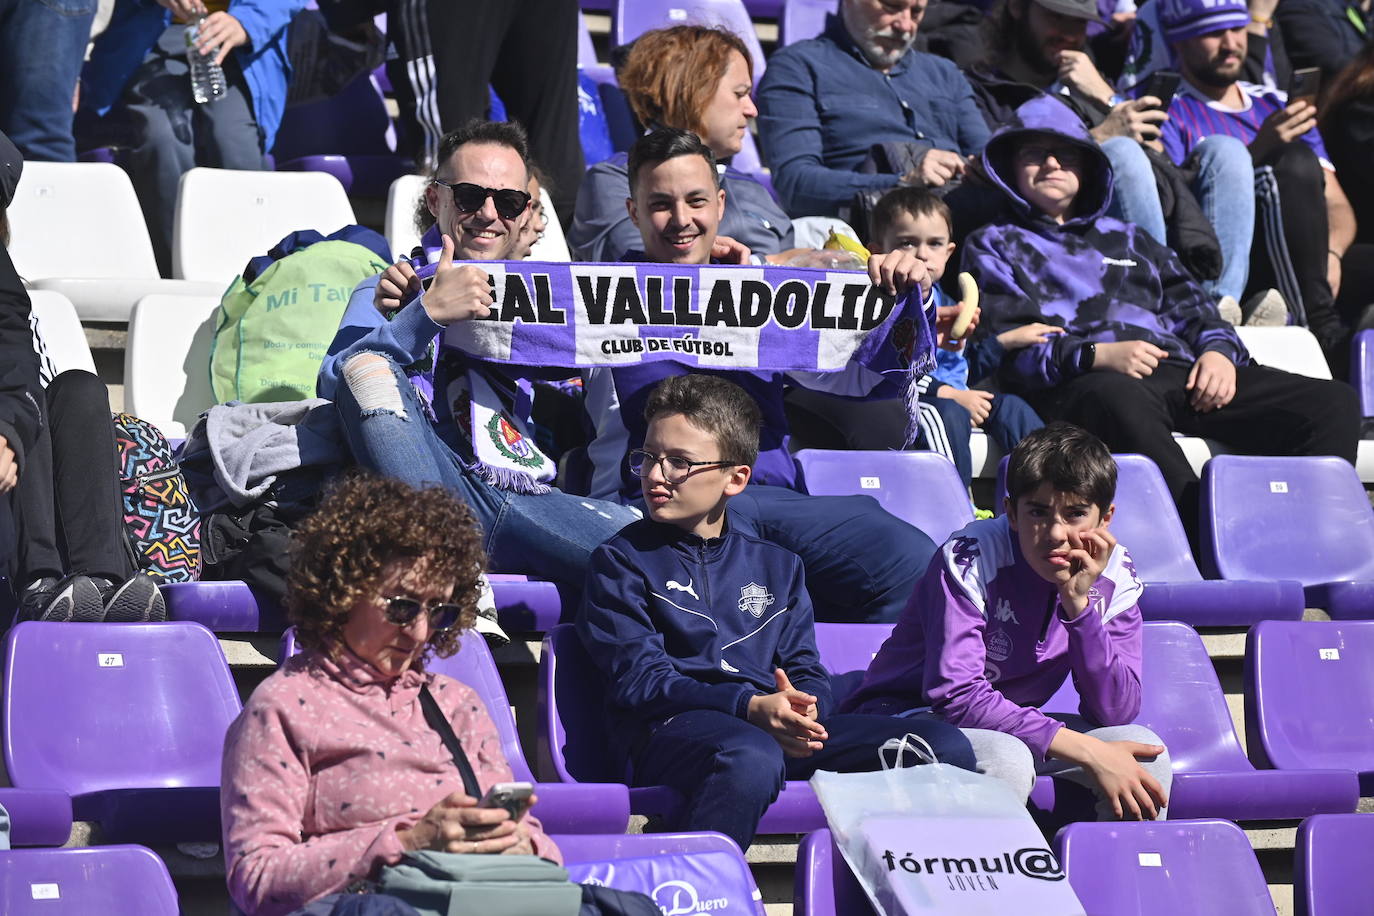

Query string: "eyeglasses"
[[1014, 144, 1086, 168], [383, 595, 464, 632], [432, 179, 532, 220], [628, 449, 732, 484]]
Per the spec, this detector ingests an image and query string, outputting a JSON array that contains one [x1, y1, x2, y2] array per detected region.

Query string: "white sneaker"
[[1243, 289, 1289, 327], [1217, 296, 1242, 326]]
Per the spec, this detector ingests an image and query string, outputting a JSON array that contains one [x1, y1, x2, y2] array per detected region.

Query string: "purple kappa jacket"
[[841, 515, 1145, 758], [962, 96, 1248, 393]]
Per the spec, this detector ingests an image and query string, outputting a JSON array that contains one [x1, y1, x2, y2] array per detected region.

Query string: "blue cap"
[[1158, 0, 1250, 43]]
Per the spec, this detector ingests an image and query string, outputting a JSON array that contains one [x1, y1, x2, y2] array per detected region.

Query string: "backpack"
[[113, 413, 202, 583], [210, 226, 391, 404]]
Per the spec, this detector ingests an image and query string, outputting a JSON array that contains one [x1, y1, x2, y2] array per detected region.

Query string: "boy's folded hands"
[[747, 669, 828, 758]]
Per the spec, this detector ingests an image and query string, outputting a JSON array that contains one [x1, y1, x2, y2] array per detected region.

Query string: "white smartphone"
[[478, 781, 534, 820]]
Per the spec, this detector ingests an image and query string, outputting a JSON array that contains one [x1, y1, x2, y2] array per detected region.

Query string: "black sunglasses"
[[432, 179, 532, 220], [383, 595, 464, 632]]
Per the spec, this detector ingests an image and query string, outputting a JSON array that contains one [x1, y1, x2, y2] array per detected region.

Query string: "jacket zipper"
[[698, 543, 710, 608]]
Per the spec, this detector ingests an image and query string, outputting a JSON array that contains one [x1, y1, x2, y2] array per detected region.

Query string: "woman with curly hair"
[[220, 474, 559, 916]]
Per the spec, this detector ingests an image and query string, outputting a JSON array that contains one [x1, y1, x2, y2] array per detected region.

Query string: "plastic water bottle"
[[186, 16, 227, 104]]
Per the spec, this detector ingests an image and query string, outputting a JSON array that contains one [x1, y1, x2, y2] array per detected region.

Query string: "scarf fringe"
[[466, 459, 552, 495]]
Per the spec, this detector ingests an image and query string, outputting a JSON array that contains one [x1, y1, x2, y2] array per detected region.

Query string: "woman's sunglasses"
[[383, 595, 464, 632], [432, 179, 532, 220]]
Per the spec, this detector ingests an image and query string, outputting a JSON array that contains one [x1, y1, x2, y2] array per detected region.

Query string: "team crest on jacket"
[[738, 582, 774, 618]]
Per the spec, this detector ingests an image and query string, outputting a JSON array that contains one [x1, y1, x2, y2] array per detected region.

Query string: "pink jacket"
[[221, 647, 559, 916]]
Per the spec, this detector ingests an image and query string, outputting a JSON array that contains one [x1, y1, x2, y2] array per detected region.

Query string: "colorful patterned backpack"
[[113, 413, 201, 582]]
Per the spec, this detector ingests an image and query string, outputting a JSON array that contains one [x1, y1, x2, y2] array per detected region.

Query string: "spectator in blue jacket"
[[756, 0, 991, 218], [80, 0, 305, 274], [577, 373, 975, 851]]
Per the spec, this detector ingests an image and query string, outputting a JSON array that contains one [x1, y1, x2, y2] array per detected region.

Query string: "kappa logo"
[[665, 578, 700, 601], [738, 582, 774, 618], [994, 597, 1019, 625], [652, 879, 731, 915]]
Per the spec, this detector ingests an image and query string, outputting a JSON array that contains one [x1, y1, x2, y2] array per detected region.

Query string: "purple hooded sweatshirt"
[[841, 515, 1145, 757], [961, 96, 1248, 393]]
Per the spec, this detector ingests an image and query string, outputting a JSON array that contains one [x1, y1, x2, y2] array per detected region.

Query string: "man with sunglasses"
[[319, 119, 641, 589], [962, 96, 1358, 539]]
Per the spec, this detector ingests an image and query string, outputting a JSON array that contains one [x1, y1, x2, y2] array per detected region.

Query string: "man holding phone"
[[1158, 0, 1358, 372]]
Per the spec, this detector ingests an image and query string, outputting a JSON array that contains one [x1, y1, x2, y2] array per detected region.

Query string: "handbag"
[[811, 735, 1086, 916]]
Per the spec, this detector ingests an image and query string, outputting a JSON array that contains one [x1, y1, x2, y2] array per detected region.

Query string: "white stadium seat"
[[173, 167, 356, 285], [7, 162, 221, 321], [1234, 325, 1332, 379], [123, 294, 220, 438], [27, 290, 97, 377], [530, 187, 572, 262]]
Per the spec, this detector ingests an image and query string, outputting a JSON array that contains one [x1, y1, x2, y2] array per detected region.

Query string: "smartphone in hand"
[[1140, 70, 1182, 109], [1289, 67, 1322, 106], [478, 781, 534, 821]]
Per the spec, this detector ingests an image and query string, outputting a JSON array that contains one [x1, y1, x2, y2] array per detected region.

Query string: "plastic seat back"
[[540, 624, 616, 783], [794, 828, 877, 916], [1245, 620, 1374, 783], [781, 0, 836, 45], [1294, 813, 1374, 916], [427, 631, 536, 781], [813, 622, 891, 708], [0, 845, 179, 915], [1354, 329, 1374, 418], [796, 449, 974, 544], [614, 0, 766, 81], [562, 831, 764, 915], [1235, 325, 1332, 380], [173, 168, 356, 283], [1202, 455, 1374, 586], [124, 293, 221, 438], [386, 173, 429, 259], [1104, 454, 1203, 582], [578, 9, 598, 65], [27, 290, 97, 376], [1055, 819, 1277, 916], [7, 162, 160, 280], [3, 622, 241, 797], [529, 188, 572, 262]]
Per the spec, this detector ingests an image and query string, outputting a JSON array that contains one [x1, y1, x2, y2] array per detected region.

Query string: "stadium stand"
[[0, 845, 181, 915], [795, 448, 974, 545], [0, 789, 72, 848], [26, 292, 96, 377], [793, 828, 875, 916], [1294, 813, 1374, 916], [615, 0, 769, 80], [1055, 819, 1279, 916], [272, 72, 409, 198], [122, 293, 220, 440], [779, 0, 833, 47]]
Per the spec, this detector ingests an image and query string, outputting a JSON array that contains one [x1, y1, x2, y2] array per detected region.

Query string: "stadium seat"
[[813, 621, 892, 708], [0, 789, 73, 848], [559, 831, 765, 914], [123, 293, 219, 439], [780, 0, 835, 46], [795, 448, 973, 545], [994, 453, 1304, 626], [1294, 813, 1374, 916], [6, 162, 222, 321], [539, 624, 827, 834], [3, 621, 241, 843], [1234, 325, 1332, 379], [274, 72, 410, 198], [161, 581, 282, 632], [0, 845, 179, 915], [27, 291, 96, 377], [794, 828, 877, 916], [1353, 329, 1374, 420], [1202, 455, 1374, 618], [1033, 621, 1357, 821], [1244, 620, 1374, 794], [614, 0, 767, 82], [386, 173, 428, 259], [530, 188, 574, 262], [1055, 818, 1277, 916], [172, 167, 356, 284], [279, 625, 631, 833], [578, 8, 598, 65]]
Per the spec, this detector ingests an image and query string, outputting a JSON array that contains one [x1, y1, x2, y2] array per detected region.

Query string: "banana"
[[822, 229, 871, 264], [950, 272, 979, 339]]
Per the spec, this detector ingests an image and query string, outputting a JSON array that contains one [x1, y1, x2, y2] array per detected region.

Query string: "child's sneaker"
[[28, 574, 105, 622], [1243, 289, 1289, 327], [101, 572, 167, 622], [16, 577, 60, 622], [1217, 295, 1242, 326]]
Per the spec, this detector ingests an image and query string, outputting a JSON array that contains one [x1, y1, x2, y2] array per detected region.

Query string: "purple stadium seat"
[[1294, 813, 1374, 916], [796, 449, 974, 545], [0, 789, 73, 848], [578, 9, 598, 65], [0, 845, 179, 915], [1244, 620, 1374, 794], [614, 0, 767, 81], [780, 0, 835, 46], [274, 72, 409, 197], [278, 626, 630, 833], [1055, 819, 1277, 916], [1353, 329, 1374, 419], [3, 622, 240, 843], [558, 832, 765, 914], [813, 621, 892, 708], [794, 828, 878, 916], [1202, 455, 1374, 618], [1032, 621, 1357, 821], [995, 454, 1304, 625], [539, 624, 826, 834]]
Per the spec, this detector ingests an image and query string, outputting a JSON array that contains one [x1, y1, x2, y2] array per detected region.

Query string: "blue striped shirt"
[[1160, 81, 1332, 169]]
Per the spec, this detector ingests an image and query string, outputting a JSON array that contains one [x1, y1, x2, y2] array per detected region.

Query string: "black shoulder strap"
[[418, 684, 482, 798]]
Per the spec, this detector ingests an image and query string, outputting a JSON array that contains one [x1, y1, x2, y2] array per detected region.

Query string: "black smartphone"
[[1289, 67, 1322, 105], [479, 781, 534, 821], [1140, 70, 1182, 109]]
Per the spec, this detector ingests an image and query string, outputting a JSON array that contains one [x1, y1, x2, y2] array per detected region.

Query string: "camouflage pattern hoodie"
[[962, 96, 1248, 394]]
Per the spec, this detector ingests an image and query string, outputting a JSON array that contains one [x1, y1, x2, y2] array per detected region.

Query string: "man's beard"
[[1193, 54, 1242, 88], [1014, 23, 1067, 78], [842, 5, 916, 68]]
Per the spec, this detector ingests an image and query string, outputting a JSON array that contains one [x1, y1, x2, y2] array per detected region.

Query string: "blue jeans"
[[728, 485, 936, 624], [1101, 137, 1167, 245], [631, 707, 976, 850], [333, 355, 639, 587], [1190, 134, 1254, 302], [918, 392, 1044, 487], [0, 0, 96, 161]]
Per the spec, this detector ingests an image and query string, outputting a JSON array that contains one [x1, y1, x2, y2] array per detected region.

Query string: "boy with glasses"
[[577, 374, 975, 852]]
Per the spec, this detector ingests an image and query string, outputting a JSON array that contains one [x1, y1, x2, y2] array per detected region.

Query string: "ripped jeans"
[[334, 353, 640, 586]]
